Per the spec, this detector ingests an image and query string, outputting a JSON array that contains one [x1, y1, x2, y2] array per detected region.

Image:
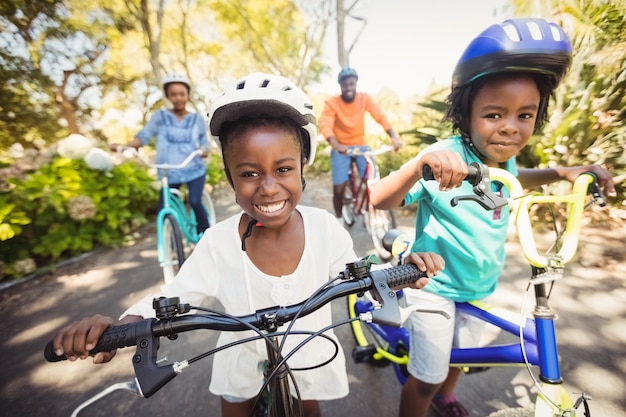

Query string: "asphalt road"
[[1, 174, 624, 417]]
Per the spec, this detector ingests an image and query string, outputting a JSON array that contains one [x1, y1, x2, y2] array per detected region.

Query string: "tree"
[[334, 0, 367, 67], [0, 0, 135, 147], [209, 0, 330, 86]]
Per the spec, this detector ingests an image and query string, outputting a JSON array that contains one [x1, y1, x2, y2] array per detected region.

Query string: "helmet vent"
[[526, 21, 543, 40], [502, 23, 521, 42], [550, 25, 563, 41], [260, 79, 270, 88], [236, 81, 246, 90], [282, 86, 292, 91]]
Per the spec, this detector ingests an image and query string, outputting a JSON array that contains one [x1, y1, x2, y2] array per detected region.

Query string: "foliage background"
[[1, 0, 624, 281]]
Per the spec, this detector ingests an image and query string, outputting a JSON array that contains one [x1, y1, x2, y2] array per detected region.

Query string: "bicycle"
[[341, 145, 397, 261], [117, 146, 217, 283], [44, 260, 428, 417], [347, 162, 606, 417]]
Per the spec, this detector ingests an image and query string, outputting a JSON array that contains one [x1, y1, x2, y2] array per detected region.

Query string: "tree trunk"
[[336, 0, 348, 67]]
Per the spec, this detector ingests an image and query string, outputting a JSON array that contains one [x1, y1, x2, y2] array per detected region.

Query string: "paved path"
[[1, 174, 624, 417]]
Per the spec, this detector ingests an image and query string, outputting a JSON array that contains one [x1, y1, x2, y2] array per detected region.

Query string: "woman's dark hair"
[[219, 116, 308, 189], [443, 71, 559, 136]]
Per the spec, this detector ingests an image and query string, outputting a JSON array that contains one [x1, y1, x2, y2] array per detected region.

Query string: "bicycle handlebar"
[[115, 146, 204, 171], [422, 162, 606, 268], [44, 262, 426, 396], [346, 145, 393, 157]]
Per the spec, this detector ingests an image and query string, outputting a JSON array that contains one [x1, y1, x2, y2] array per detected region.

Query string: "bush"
[[0, 152, 158, 280]]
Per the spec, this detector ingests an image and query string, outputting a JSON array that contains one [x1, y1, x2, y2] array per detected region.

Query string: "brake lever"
[[585, 172, 607, 207], [450, 163, 509, 210]]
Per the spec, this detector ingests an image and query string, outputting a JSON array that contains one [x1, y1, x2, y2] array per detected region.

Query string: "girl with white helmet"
[[114, 72, 211, 234], [52, 72, 443, 417], [370, 18, 615, 417]]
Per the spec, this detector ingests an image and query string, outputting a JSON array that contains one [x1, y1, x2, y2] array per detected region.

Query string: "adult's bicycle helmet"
[[161, 72, 191, 92], [337, 67, 358, 83], [208, 72, 317, 165], [451, 18, 572, 89]]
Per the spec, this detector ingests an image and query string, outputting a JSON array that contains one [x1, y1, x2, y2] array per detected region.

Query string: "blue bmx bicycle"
[[117, 147, 217, 283], [347, 163, 606, 417]]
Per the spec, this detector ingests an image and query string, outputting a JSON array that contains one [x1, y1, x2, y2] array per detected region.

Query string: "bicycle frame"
[[350, 167, 603, 416], [345, 149, 382, 218], [113, 146, 215, 283], [155, 174, 202, 260], [352, 296, 543, 385], [343, 146, 397, 261]]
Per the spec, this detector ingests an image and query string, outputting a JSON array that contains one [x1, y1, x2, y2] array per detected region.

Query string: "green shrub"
[[0, 155, 157, 279], [206, 153, 227, 185]]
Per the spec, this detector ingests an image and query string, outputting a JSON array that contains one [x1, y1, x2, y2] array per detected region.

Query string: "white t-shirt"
[[123, 205, 356, 400]]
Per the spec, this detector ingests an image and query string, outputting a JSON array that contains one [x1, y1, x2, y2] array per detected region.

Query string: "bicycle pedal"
[[351, 345, 378, 363]]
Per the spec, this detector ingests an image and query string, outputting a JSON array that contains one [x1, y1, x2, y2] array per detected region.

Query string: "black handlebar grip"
[[422, 165, 435, 181], [382, 263, 426, 288], [44, 322, 141, 363], [44, 341, 66, 362], [422, 163, 481, 184]]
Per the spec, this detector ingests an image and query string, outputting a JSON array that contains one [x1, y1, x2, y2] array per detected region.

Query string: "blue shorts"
[[330, 146, 370, 185]]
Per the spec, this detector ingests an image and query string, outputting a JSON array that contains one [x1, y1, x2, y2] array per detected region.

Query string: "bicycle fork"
[[532, 268, 591, 416]]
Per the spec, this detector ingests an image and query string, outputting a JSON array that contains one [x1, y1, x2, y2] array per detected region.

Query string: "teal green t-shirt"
[[404, 136, 518, 302]]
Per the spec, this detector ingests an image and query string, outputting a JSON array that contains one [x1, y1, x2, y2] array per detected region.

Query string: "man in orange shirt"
[[320, 67, 402, 219]]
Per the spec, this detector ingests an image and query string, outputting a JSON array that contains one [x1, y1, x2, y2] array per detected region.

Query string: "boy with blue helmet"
[[371, 18, 615, 417]]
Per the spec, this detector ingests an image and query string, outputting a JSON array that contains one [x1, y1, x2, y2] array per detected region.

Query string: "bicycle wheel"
[[364, 205, 397, 262], [342, 183, 356, 227], [487, 383, 578, 417], [346, 293, 392, 367], [201, 189, 217, 227], [161, 214, 185, 285]]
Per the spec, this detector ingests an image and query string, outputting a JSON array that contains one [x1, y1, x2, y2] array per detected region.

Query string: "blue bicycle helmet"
[[337, 67, 358, 83], [452, 18, 572, 88]]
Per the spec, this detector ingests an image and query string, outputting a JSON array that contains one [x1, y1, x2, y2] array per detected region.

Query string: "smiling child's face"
[[469, 74, 541, 167], [225, 124, 303, 228]]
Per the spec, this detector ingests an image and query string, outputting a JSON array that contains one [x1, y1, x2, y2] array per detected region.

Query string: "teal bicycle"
[[118, 147, 216, 283]]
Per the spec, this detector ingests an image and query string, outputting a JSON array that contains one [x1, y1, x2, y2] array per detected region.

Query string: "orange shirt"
[[320, 93, 393, 147]]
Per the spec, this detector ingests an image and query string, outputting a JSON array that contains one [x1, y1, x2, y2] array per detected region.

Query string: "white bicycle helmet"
[[161, 72, 191, 92], [208, 72, 317, 165]]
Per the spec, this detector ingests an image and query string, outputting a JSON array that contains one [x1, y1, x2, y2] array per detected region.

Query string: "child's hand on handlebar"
[[391, 136, 403, 152], [52, 314, 116, 364], [417, 150, 469, 191], [109, 138, 142, 153], [558, 165, 616, 197], [403, 252, 445, 289]]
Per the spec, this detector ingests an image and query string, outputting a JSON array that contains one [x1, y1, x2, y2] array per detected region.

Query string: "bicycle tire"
[[161, 214, 185, 285], [342, 182, 356, 227], [346, 293, 391, 367], [364, 206, 397, 262], [487, 382, 579, 417], [201, 189, 217, 228]]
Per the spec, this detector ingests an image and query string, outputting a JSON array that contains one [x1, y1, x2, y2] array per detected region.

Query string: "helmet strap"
[[241, 218, 260, 251], [461, 133, 489, 162]]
